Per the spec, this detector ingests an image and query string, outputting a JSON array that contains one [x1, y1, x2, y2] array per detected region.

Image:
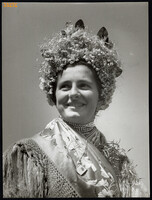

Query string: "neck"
[[59, 118, 95, 137], [62, 119, 95, 136]]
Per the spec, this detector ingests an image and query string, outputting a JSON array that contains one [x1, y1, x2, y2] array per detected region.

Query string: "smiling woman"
[[56, 64, 99, 124], [3, 19, 149, 198]]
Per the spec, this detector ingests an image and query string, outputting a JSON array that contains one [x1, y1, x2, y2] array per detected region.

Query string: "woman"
[[3, 19, 148, 198]]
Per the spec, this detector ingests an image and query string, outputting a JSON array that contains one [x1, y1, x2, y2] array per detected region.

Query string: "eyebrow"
[[58, 79, 93, 85], [77, 79, 92, 84], [57, 80, 70, 85]]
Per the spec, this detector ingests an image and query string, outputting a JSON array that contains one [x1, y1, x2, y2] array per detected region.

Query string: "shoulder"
[[3, 135, 48, 198], [101, 141, 132, 176], [3, 134, 49, 167], [101, 141, 149, 197], [3, 138, 31, 157], [4, 137, 36, 155]]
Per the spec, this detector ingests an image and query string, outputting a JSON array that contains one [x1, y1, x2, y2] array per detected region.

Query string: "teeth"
[[66, 101, 85, 108], [70, 105, 82, 107], [68, 103, 84, 107]]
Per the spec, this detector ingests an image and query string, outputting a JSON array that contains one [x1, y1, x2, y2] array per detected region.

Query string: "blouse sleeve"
[[3, 140, 46, 198]]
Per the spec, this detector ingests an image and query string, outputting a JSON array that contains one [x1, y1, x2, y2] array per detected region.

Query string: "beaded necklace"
[[63, 120, 96, 138]]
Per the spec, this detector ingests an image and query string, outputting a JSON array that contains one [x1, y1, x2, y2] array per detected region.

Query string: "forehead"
[[57, 64, 95, 82]]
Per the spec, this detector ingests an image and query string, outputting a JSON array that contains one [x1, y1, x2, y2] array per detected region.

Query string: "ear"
[[97, 27, 109, 42], [75, 19, 85, 29]]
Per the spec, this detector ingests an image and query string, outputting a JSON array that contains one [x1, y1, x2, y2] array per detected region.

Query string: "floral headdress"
[[39, 19, 122, 110]]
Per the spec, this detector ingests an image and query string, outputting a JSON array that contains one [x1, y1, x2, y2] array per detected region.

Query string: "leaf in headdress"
[[97, 27, 109, 42], [115, 67, 122, 77], [105, 40, 113, 49], [75, 19, 85, 29]]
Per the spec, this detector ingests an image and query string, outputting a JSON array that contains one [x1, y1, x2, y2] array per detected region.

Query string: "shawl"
[[3, 118, 149, 198]]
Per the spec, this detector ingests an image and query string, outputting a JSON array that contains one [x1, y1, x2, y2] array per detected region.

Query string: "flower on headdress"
[[39, 80, 45, 90]]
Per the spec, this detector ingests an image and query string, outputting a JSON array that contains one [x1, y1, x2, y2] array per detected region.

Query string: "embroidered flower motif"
[[98, 188, 113, 197], [96, 179, 109, 187], [80, 156, 97, 172], [50, 138, 57, 146], [86, 180, 98, 185]]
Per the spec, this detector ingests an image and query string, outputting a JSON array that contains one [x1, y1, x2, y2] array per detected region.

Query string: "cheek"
[[89, 88, 99, 100], [89, 91, 99, 108], [84, 91, 99, 106], [55, 92, 64, 113], [55, 91, 67, 105]]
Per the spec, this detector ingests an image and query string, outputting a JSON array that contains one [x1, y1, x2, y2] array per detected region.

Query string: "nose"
[[69, 84, 80, 99]]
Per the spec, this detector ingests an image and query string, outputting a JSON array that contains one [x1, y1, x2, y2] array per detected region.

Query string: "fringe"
[[3, 139, 46, 198]]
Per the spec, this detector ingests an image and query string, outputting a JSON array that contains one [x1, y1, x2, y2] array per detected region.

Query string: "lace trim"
[[26, 138, 80, 197]]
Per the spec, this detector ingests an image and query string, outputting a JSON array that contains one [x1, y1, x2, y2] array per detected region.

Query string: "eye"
[[79, 83, 90, 90], [60, 84, 70, 91]]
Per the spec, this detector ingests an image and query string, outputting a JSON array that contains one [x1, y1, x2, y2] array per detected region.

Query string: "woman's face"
[[55, 64, 99, 124]]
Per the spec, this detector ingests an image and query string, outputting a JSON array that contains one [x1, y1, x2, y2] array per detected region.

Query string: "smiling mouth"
[[66, 103, 85, 108]]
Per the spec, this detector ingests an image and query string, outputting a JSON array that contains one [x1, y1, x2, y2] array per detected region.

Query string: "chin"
[[63, 112, 83, 124]]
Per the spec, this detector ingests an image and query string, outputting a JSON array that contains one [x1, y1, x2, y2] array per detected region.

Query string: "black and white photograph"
[[2, 2, 149, 197]]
